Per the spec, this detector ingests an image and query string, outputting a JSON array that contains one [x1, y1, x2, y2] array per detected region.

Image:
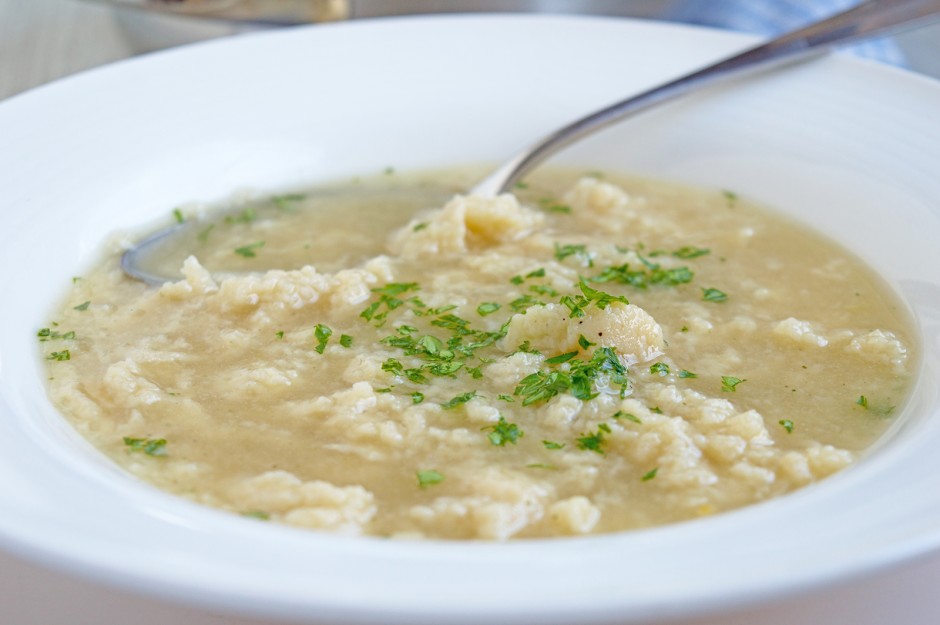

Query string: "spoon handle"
[[473, 0, 940, 196]]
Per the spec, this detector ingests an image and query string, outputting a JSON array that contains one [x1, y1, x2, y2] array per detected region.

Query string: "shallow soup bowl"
[[1, 14, 940, 625]]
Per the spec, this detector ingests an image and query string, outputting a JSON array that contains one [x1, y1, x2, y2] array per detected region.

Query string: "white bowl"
[[1, 14, 940, 625]]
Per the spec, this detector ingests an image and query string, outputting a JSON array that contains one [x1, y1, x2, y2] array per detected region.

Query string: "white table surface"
[[2, 1, 940, 623]]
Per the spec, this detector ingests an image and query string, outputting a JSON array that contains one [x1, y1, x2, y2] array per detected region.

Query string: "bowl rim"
[[2, 13, 940, 624]]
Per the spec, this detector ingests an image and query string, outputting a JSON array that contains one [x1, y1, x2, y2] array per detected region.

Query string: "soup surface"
[[41, 169, 914, 539]]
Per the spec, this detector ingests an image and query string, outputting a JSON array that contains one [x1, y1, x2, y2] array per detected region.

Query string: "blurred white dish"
[[0, 14, 939, 625]]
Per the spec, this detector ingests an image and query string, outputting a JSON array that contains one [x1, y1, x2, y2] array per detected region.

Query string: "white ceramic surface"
[[1, 15, 939, 625]]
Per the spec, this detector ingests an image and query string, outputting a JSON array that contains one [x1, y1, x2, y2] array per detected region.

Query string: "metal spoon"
[[123, 0, 940, 285]]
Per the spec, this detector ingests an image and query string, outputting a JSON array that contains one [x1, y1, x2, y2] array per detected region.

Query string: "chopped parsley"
[[554, 243, 593, 267], [275, 330, 285, 339], [576, 423, 611, 454], [483, 416, 523, 446], [650, 362, 670, 376], [339, 334, 353, 348], [856, 395, 869, 409], [721, 376, 746, 392], [313, 324, 332, 354], [613, 410, 641, 424], [272, 193, 305, 212], [413, 222, 429, 232], [678, 369, 698, 379], [234, 241, 265, 258], [641, 467, 659, 481], [701, 287, 728, 302], [537, 197, 572, 213], [226, 206, 258, 225], [441, 391, 477, 409], [510, 294, 545, 312], [416, 469, 444, 488], [591, 261, 694, 289], [778, 419, 795, 433], [37, 328, 75, 341], [672, 246, 710, 259], [172, 208, 185, 224], [123, 436, 167, 457], [411, 392, 425, 404], [360, 282, 421, 325], [544, 351, 578, 365], [46, 350, 71, 361], [476, 302, 501, 316], [241, 510, 270, 520], [196, 224, 214, 243], [73, 300, 91, 312], [542, 440, 565, 450], [514, 346, 629, 405]]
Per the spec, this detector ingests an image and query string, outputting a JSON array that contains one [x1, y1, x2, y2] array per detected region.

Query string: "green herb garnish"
[[442, 391, 477, 409], [234, 241, 265, 258], [613, 410, 641, 424], [123, 436, 167, 457], [554, 243, 593, 266], [650, 362, 670, 376], [576, 423, 611, 454], [314, 324, 332, 354], [484, 416, 523, 446], [701, 287, 728, 302], [416, 469, 444, 488], [721, 376, 745, 392]]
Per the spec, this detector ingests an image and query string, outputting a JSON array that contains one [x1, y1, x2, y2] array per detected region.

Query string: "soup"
[[40, 168, 914, 539]]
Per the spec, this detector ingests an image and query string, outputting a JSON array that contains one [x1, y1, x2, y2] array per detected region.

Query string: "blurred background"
[[1, 0, 939, 101]]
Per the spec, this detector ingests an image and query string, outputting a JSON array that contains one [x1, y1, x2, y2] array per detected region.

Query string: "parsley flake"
[[701, 287, 728, 302], [672, 246, 710, 259], [234, 241, 265, 258], [416, 469, 444, 488], [613, 410, 642, 424], [313, 324, 333, 354], [554, 243, 593, 267], [123, 436, 167, 457], [779, 419, 795, 433], [650, 362, 670, 376], [576, 423, 611, 454], [483, 416, 523, 446], [641, 467, 659, 481], [721, 376, 746, 392], [477, 302, 501, 316], [442, 391, 477, 409], [73, 300, 91, 312]]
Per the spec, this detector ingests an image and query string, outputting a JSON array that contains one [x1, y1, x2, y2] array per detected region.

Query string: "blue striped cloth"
[[666, 0, 906, 66]]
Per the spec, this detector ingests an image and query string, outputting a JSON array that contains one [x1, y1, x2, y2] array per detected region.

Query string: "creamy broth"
[[41, 169, 914, 539]]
